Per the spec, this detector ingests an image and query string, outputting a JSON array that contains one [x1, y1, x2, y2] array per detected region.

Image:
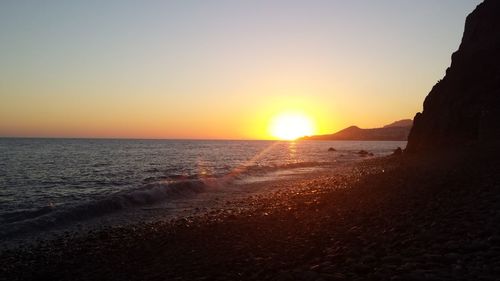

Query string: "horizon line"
[[0, 136, 281, 141], [0, 136, 408, 142]]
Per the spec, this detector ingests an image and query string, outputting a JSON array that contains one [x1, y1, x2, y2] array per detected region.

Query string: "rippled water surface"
[[0, 138, 405, 237]]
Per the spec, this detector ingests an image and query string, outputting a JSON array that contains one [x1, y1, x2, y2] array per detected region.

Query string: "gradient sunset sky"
[[0, 0, 482, 139]]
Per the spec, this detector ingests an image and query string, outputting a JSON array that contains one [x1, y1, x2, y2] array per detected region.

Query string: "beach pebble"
[[294, 270, 320, 281], [382, 255, 402, 265]]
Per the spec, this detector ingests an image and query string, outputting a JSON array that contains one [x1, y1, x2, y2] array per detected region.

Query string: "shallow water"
[[0, 138, 405, 239]]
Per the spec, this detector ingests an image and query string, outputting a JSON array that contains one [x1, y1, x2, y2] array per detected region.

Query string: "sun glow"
[[269, 113, 315, 140]]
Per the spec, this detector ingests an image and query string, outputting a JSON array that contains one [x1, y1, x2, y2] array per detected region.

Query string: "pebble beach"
[[2, 145, 499, 281]]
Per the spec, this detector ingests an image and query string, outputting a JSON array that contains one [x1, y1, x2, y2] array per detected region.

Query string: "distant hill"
[[300, 120, 412, 141], [383, 119, 413, 128]]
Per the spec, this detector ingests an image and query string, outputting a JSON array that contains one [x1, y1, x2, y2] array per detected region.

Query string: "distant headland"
[[300, 119, 412, 141]]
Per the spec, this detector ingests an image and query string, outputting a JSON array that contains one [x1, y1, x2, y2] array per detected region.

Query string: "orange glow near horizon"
[[269, 112, 315, 140], [0, 1, 480, 140], [0, 92, 347, 140]]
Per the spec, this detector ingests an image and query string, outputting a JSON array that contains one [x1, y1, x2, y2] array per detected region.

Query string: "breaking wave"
[[0, 161, 334, 240], [0, 179, 215, 239]]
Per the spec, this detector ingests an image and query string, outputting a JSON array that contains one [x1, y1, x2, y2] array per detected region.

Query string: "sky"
[[0, 0, 483, 139]]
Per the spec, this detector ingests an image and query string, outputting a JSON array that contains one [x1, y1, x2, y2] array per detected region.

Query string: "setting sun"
[[269, 113, 315, 140]]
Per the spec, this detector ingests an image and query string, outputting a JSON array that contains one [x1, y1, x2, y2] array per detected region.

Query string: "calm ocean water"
[[0, 138, 406, 240]]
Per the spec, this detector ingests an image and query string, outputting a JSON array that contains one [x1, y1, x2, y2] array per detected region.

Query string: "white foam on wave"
[[0, 179, 218, 239], [0, 162, 329, 240]]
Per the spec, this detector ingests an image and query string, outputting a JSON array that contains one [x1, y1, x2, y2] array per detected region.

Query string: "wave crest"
[[0, 179, 214, 239]]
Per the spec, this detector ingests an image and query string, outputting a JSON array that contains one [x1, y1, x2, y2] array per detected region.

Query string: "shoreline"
[[0, 159, 361, 248], [0, 152, 376, 248], [0, 139, 405, 245], [2, 147, 500, 280]]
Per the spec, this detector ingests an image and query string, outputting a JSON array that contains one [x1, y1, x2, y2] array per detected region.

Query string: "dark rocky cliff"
[[406, 0, 500, 152]]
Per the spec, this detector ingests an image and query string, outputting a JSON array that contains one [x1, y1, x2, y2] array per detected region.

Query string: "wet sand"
[[1, 146, 500, 281]]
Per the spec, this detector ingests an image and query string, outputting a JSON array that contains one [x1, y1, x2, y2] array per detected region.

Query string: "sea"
[[0, 138, 406, 242]]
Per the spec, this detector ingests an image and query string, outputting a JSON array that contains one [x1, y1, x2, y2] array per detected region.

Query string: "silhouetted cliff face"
[[406, 0, 500, 152]]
